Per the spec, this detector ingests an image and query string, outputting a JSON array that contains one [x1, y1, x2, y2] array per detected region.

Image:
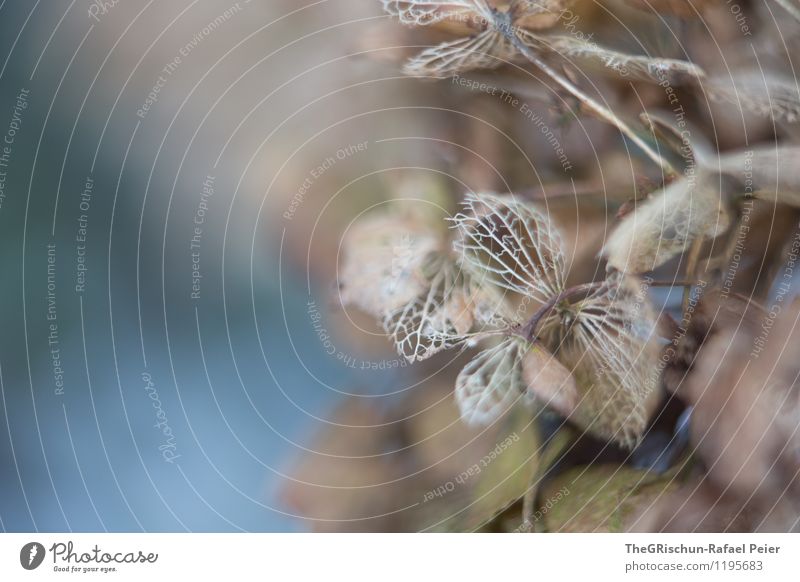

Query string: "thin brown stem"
[[500, 24, 676, 176], [521, 478, 536, 533], [649, 280, 694, 287], [682, 237, 704, 312]]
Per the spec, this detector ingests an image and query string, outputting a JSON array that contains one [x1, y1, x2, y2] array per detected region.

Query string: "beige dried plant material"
[[716, 145, 800, 208], [452, 193, 660, 446], [602, 173, 733, 273], [706, 71, 800, 124], [637, 301, 800, 532], [511, 0, 575, 30], [342, 202, 516, 363], [382, 255, 475, 362], [605, 107, 800, 274], [339, 211, 443, 316], [382, 0, 492, 27], [685, 315, 800, 515], [404, 30, 518, 75], [623, 0, 717, 18], [775, 0, 800, 23]]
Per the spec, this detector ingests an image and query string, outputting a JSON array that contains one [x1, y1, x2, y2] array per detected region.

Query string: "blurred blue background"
[[0, 0, 400, 532]]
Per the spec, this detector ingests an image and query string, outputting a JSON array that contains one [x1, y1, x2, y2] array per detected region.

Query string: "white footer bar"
[[1, 533, 797, 581]]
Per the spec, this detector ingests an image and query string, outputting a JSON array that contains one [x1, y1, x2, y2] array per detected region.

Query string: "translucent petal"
[[521, 342, 578, 418], [382, 256, 470, 362], [381, 0, 492, 26], [403, 30, 516, 76], [455, 337, 529, 426], [451, 192, 566, 303]]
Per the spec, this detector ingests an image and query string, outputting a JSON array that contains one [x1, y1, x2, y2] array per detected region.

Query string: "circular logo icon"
[[20, 542, 46, 570]]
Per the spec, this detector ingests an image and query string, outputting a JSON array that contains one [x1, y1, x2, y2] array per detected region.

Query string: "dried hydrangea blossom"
[[342, 192, 662, 446], [381, 0, 704, 172], [536, 274, 661, 447], [451, 191, 565, 303], [381, 253, 510, 362], [604, 108, 800, 274], [383, 0, 705, 83], [451, 193, 659, 446], [382, 254, 467, 362], [382, 0, 491, 27], [340, 203, 515, 363]]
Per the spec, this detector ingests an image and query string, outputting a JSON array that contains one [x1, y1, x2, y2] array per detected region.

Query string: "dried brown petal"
[[521, 342, 578, 417], [339, 210, 443, 316]]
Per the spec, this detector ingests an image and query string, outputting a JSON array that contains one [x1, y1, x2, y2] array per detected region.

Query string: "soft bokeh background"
[[2, 0, 797, 532]]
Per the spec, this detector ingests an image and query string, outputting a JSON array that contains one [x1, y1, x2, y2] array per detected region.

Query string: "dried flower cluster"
[[299, 0, 800, 533], [340, 193, 660, 448]]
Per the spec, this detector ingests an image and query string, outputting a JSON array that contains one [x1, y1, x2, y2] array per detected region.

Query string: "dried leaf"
[[543, 35, 707, 85], [716, 145, 800, 208], [661, 289, 765, 398], [455, 337, 530, 426], [602, 173, 733, 273], [684, 303, 800, 521], [452, 192, 566, 302], [639, 110, 713, 168]]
